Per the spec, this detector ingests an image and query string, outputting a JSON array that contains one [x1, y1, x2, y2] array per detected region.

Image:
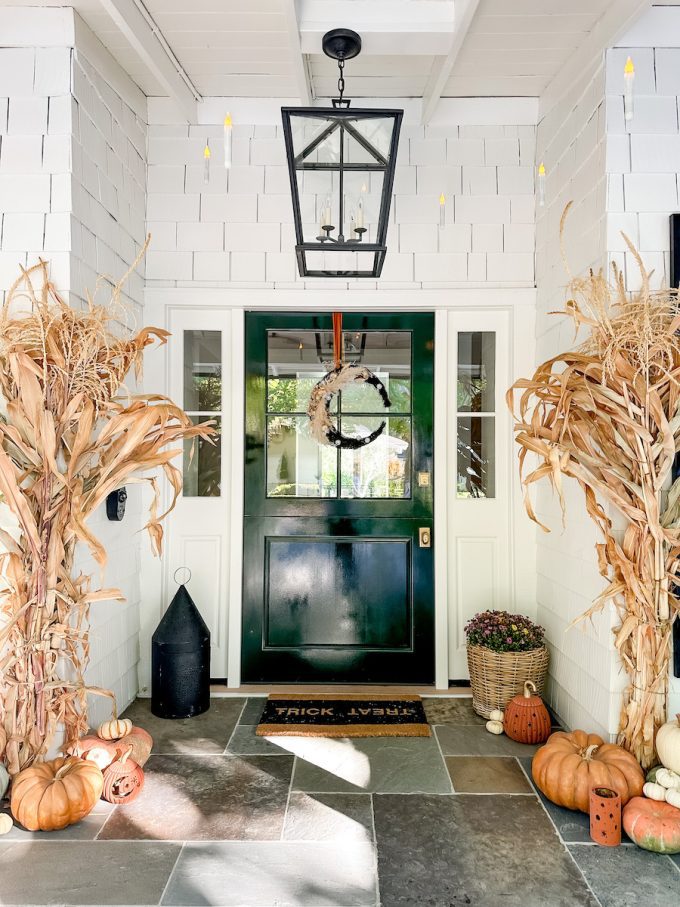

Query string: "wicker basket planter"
[[467, 644, 549, 718]]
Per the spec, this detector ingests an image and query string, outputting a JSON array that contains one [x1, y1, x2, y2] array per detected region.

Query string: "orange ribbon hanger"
[[332, 312, 343, 370]]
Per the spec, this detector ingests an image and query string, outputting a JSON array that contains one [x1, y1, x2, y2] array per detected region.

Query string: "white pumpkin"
[[655, 768, 680, 791], [97, 718, 133, 741], [643, 781, 667, 801], [656, 714, 680, 774], [489, 709, 504, 722], [665, 788, 680, 809], [0, 764, 9, 801], [0, 813, 12, 836], [486, 719, 504, 735]]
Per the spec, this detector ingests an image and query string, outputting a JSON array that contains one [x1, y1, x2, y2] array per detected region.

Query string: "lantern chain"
[[337, 59, 345, 104]]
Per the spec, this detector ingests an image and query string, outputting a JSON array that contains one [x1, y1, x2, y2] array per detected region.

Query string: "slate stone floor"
[[0, 695, 679, 906]]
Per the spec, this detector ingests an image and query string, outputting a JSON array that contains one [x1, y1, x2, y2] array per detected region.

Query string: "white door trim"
[[141, 285, 536, 691]]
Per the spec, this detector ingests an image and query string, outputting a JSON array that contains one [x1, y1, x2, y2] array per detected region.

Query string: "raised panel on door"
[[242, 517, 433, 683]]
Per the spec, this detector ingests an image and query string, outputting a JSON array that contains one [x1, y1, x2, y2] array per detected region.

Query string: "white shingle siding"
[[145, 121, 537, 289], [0, 17, 147, 725]]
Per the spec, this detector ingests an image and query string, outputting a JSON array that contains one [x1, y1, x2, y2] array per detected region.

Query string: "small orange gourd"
[[11, 756, 103, 831], [503, 680, 551, 744]]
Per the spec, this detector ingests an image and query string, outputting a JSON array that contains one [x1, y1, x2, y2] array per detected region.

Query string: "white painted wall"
[[607, 2, 680, 720], [534, 59, 616, 738], [534, 3, 680, 735], [144, 107, 537, 291], [0, 7, 148, 731]]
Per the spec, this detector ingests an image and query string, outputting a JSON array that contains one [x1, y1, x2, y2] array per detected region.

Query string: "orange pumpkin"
[[623, 796, 680, 853], [11, 756, 103, 831], [117, 727, 153, 767], [67, 735, 118, 771], [503, 680, 551, 744], [532, 730, 644, 813]]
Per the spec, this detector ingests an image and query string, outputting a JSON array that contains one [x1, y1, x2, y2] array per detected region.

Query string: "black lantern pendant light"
[[281, 29, 403, 278]]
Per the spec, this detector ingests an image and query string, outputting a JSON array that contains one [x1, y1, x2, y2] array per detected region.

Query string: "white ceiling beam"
[[284, 0, 312, 104], [299, 0, 456, 55], [539, 0, 653, 118], [99, 0, 199, 122], [421, 0, 480, 125]]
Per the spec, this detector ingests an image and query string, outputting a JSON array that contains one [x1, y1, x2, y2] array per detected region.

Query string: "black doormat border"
[[255, 693, 431, 737]]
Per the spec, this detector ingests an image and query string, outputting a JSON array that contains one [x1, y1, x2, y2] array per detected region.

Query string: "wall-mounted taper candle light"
[[537, 162, 546, 207], [223, 113, 233, 168], [624, 56, 635, 121], [439, 193, 446, 227], [203, 139, 211, 183]]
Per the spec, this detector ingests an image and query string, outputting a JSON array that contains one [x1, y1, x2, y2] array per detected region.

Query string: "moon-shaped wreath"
[[308, 364, 392, 450]]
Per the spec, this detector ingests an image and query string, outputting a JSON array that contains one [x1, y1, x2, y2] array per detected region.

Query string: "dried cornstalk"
[[508, 203, 680, 769], [0, 255, 212, 775]]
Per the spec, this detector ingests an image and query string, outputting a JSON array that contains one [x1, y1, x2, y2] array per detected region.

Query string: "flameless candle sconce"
[[223, 113, 233, 168], [538, 162, 546, 207], [203, 139, 211, 183], [624, 57, 635, 122]]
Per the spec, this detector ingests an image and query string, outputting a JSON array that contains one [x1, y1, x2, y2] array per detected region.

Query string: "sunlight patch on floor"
[[264, 735, 372, 788]]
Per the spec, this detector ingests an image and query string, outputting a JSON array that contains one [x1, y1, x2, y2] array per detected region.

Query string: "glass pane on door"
[[266, 328, 412, 500], [340, 417, 411, 499], [183, 416, 221, 497], [457, 332, 495, 413], [267, 416, 337, 497], [184, 330, 222, 412], [457, 416, 495, 499]]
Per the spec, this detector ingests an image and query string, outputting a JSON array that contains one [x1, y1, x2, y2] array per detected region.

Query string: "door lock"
[[419, 527, 431, 548]]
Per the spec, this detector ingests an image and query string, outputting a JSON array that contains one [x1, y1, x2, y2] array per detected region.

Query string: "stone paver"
[[98, 753, 293, 841], [161, 841, 377, 906]]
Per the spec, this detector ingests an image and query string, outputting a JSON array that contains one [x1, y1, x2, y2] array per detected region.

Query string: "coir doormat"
[[255, 694, 431, 738]]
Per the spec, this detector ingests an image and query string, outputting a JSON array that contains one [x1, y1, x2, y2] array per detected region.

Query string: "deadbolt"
[[419, 527, 431, 548]]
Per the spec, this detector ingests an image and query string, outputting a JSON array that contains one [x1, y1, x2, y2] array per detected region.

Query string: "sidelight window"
[[456, 331, 495, 498], [266, 329, 412, 499], [182, 329, 222, 497]]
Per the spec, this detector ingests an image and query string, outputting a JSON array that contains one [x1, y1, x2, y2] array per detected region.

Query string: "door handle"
[[419, 527, 431, 548]]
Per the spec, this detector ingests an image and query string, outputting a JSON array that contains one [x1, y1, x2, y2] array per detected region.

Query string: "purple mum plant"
[[465, 610, 545, 653]]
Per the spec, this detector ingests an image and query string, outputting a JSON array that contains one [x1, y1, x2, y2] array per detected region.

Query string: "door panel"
[[242, 312, 434, 683]]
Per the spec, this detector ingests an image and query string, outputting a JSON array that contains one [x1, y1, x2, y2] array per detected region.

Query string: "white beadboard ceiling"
[[4, 0, 651, 102]]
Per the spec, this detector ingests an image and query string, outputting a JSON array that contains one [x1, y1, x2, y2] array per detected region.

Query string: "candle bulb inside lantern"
[[223, 113, 233, 168], [356, 198, 364, 229], [538, 162, 546, 207], [439, 192, 446, 227], [203, 139, 211, 183], [624, 56, 635, 121]]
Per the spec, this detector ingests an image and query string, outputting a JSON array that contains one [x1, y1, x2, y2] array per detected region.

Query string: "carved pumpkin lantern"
[[503, 680, 552, 744], [101, 746, 145, 805], [10, 756, 103, 831]]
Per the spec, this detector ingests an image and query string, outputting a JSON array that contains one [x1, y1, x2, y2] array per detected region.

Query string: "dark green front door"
[[242, 312, 434, 683]]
